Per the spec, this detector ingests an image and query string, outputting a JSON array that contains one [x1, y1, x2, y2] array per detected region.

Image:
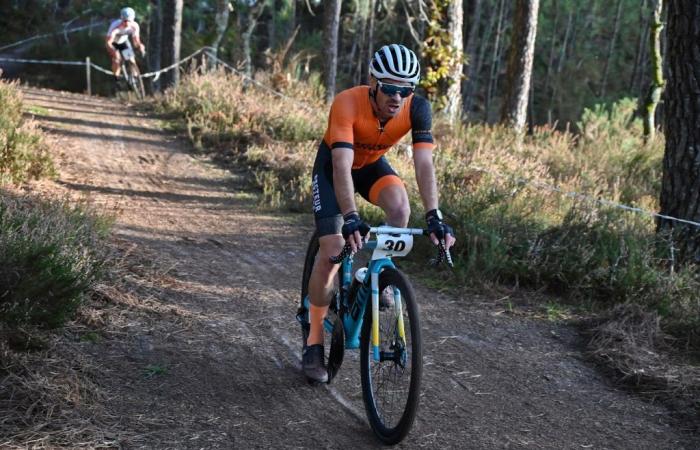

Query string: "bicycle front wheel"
[[127, 61, 145, 99], [360, 267, 422, 445]]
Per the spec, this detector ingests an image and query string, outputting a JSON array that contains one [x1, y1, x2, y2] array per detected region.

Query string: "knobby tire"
[[360, 267, 422, 445], [128, 61, 145, 99]]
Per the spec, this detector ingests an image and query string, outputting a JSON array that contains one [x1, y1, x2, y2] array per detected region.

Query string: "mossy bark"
[[643, 0, 664, 141]]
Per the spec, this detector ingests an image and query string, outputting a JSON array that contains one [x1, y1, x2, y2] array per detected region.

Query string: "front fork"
[[371, 271, 405, 362]]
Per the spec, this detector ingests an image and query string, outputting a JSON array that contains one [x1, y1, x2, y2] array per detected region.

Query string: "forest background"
[[0, 0, 663, 127]]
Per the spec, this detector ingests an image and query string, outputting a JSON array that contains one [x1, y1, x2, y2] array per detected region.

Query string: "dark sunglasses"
[[377, 80, 415, 98]]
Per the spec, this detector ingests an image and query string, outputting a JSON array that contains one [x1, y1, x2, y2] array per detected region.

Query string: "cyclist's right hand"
[[341, 211, 370, 253], [426, 208, 456, 249]]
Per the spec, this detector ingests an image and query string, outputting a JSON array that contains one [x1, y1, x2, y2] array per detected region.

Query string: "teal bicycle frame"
[[303, 226, 425, 362]]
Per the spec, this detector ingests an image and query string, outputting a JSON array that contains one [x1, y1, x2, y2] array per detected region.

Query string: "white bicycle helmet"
[[120, 7, 136, 21], [369, 44, 420, 85]]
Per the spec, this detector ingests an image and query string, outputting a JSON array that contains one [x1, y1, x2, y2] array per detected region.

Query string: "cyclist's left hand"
[[426, 209, 456, 249]]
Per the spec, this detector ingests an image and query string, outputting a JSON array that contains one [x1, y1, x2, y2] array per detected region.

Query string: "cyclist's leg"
[[372, 181, 409, 227], [304, 144, 344, 382], [307, 234, 344, 346], [356, 157, 408, 309], [356, 156, 410, 227], [308, 145, 343, 346], [111, 43, 125, 78]]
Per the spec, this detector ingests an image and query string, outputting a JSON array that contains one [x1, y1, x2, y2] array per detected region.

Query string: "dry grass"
[[0, 234, 205, 448], [587, 303, 700, 418], [0, 336, 119, 449], [0, 80, 54, 184]]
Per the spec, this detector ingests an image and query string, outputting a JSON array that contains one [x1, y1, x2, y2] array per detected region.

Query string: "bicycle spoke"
[[368, 285, 412, 428]]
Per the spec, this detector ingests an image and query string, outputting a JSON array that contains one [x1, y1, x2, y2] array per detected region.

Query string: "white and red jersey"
[[106, 19, 140, 45]]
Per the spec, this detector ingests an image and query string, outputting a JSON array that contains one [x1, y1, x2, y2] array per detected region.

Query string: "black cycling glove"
[[426, 209, 454, 241], [341, 211, 370, 239]]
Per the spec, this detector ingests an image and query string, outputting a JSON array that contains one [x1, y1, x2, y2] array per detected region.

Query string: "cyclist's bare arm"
[[413, 148, 439, 213], [332, 148, 365, 251], [105, 32, 116, 54], [413, 148, 456, 248], [131, 24, 146, 54]]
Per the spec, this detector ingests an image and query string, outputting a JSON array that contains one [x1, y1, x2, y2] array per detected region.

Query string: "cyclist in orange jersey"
[[303, 44, 456, 383]]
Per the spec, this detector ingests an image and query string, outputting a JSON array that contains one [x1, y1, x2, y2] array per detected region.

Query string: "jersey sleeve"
[[326, 94, 355, 151], [410, 96, 435, 151]]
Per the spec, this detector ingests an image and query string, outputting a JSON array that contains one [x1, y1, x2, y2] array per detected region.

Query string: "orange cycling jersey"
[[322, 86, 435, 169]]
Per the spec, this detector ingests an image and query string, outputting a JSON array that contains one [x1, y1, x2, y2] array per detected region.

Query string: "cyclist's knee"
[[313, 235, 343, 274], [384, 202, 410, 227], [317, 234, 344, 266]]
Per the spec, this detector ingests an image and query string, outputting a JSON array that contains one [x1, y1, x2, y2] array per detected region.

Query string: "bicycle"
[[117, 42, 145, 99], [298, 225, 453, 444]]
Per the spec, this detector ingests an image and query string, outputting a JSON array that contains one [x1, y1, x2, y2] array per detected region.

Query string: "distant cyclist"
[[105, 7, 146, 82], [302, 44, 456, 383]]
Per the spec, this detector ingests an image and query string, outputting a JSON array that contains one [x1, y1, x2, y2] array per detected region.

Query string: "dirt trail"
[[14, 87, 699, 449]]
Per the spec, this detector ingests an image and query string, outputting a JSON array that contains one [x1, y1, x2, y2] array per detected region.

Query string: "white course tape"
[[0, 22, 106, 52], [89, 62, 114, 75], [469, 165, 700, 229], [140, 48, 208, 79], [0, 57, 85, 66], [207, 53, 315, 112]]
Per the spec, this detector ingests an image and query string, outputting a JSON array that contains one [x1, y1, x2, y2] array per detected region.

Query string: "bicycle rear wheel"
[[360, 267, 422, 445], [299, 231, 320, 346]]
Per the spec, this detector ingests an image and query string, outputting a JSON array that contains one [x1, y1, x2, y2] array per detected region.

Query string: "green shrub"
[[0, 194, 111, 328], [0, 80, 54, 184]]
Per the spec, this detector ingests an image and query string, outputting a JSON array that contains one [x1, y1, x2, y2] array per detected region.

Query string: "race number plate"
[[372, 233, 414, 260]]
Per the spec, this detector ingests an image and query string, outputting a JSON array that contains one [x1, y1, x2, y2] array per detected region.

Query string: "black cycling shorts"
[[311, 141, 401, 236], [112, 42, 128, 52]]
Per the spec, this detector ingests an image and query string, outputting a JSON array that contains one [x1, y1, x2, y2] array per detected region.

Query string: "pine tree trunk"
[[323, 0, 342, 102], [462, 0, 483, 116], [444, 0, 463, 123], [366, 0, 376, 80], [500, 0, 540, 131], [161, 0, 183, 88], [210, 0, 231, 68], [466, 0, 498, 117], [268, 0, 277, 50], [485, 0, 507, 122], [659, 1, 700, 263], [548, 3, 574, 121], [352, 0, 370, 86], [629, 0, 650, 91], [643, 0, 664, 141], [599, 0, 623, 98], [241, 2, 267, 79], [147, 0, 163, 92], [542, 0, 560, 125]]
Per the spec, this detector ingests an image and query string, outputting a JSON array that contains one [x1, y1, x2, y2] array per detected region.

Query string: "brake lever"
[[430, 239, 454, 268], [329, 242, 353, 265]]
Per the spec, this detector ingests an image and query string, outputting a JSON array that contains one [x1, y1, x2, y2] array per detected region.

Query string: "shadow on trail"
[[26, 113, 164, 135], [41, 126, 170, 147], [58, 181, 236, 205], [23, 90, 117, 108], [23, 103, 135, 118]]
